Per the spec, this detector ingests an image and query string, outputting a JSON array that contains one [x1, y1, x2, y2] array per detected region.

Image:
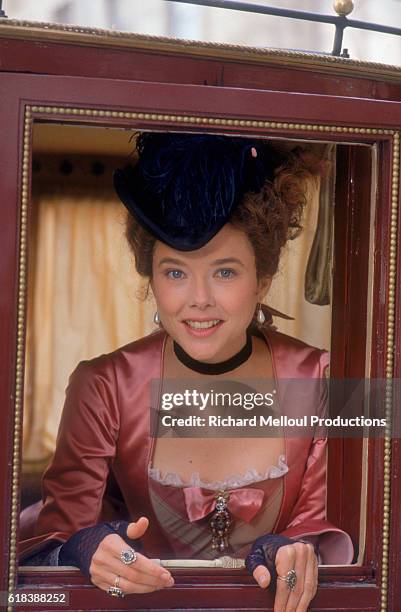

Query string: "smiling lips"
[[183, 319, 224, 337]]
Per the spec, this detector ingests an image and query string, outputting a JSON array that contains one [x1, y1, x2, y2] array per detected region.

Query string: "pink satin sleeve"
[[19, 358, 119, 560], [279, 351, 354, 564]]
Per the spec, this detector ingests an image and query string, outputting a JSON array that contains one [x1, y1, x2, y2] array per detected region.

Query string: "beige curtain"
[[23, 177, 332, 465], [23, 187, 155, 466], [267, 173, 332, 350]]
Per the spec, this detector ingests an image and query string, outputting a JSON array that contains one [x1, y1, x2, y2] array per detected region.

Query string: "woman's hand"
[[89, 517, 175, 595], [246, 536, 318, 612], [254, 542, 317, 611]]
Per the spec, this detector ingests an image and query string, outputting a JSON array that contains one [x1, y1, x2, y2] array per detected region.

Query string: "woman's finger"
[[96, 572, 169, 595], [273, 545, 295, 612], [116, 549, 172, 581], [91, 552, 174, 589], [252, 564, 271, 588], [126, 516, 149, 540], [295, 545, 318, 612], [90, 534, 173, 588], [97, 534, 173, 581], [282, 542, 308, 612]]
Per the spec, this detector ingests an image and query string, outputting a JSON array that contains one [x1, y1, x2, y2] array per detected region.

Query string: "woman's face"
[[151, 224, 270, 363]]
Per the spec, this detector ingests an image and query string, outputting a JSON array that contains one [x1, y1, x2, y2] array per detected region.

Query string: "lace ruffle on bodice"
[[148, 454, 288, 491]]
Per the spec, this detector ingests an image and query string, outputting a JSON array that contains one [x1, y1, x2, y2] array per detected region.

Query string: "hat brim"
[[113, 168, 232, 251]]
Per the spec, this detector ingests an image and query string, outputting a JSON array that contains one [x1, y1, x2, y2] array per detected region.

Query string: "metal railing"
[[166, 0, 401, 57], [2, 0, 400, 59]]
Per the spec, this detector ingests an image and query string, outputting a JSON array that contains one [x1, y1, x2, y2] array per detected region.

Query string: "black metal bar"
[[0, 0, 7, 18], [332, 17, 347, 56], [166, 0, 342, 26], [166, 0, 401, 56], [345, 17, 401, 37]]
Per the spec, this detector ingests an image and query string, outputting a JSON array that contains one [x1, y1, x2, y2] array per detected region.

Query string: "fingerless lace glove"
[[245, 534, 319, 588], [58, 520, 141, 578], [245, 533, 294, 585]]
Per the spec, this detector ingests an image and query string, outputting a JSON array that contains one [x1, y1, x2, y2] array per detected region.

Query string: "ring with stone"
[[107, 585, 125, 598], [277, 568, 297, 590], [120, 547, 137, 565]]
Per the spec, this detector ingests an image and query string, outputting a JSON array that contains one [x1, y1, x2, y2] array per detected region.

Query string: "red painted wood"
[[1, 73, 401, 130], [17, 568, 379, 611], [386, 139, 401, 610], [1, 38, 400, 103], [327, 145, 375, 554], [377, 140, 401, 612], [370, 141, 393, 380], [0, 83, 25, 593]]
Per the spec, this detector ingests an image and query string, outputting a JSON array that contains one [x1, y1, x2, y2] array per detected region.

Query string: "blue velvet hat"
[[113, 132, 282, 251]]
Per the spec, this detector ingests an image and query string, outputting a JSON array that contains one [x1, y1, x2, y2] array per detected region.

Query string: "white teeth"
[[185, 319, 221, 329]]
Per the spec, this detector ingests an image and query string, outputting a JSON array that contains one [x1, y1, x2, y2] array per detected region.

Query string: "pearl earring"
[[257, 304, 265, 325], [153, 310, 160, 325]]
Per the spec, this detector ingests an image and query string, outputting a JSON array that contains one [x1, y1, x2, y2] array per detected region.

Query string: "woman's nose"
[[189, 277, 216, 308]]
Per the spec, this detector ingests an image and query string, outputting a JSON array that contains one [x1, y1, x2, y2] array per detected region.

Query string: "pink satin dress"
[[19, 327, 354, 565], [147, 456, 288, 559]]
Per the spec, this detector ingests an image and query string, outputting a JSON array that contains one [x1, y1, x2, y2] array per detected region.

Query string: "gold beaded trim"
[[9, 106, 398, 611], [1, 19, 401, 82], [8, 106, 32, 611], [380, 132, 399, 611], [23, 106, 397, 135]]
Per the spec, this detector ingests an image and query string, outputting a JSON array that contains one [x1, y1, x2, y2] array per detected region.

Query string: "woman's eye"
[[166, 269, 184, 279], [217, 268, 236, 279]]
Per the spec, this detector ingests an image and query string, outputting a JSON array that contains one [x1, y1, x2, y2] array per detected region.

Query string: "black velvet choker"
[[173, 331, 253, 375]]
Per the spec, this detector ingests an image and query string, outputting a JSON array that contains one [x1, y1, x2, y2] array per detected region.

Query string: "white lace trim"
[[148, 454, 288, 491]]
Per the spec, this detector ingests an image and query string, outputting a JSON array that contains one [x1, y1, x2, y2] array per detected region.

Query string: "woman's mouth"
[[182, 319, 224, 337]]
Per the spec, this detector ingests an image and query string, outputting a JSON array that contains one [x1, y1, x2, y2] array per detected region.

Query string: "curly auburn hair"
[[125, 146, 322, 284]]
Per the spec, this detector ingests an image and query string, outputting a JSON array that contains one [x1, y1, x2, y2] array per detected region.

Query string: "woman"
[[19, 132, 353, 611]]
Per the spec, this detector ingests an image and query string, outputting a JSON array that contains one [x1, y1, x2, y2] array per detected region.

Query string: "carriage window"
[[19, 122, 374, 572]]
